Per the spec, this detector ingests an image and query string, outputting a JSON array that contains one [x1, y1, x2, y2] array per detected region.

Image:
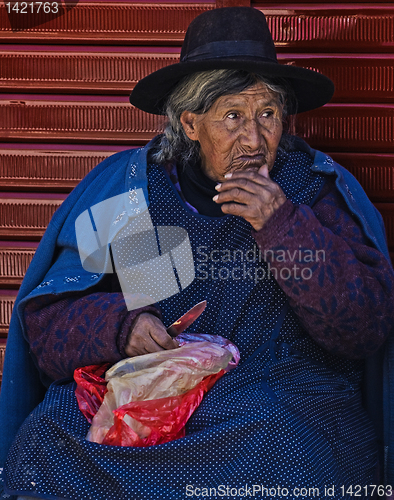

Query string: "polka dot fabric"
[[4, 151, 378, 499]]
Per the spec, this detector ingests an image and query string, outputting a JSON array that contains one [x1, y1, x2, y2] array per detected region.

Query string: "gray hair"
[[150, 69, 296, 167]]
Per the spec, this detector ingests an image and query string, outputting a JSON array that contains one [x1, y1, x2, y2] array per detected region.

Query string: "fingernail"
[[224, 173, 232, 179], [215, 183, 222, 190], [213, 195, 219, 201]]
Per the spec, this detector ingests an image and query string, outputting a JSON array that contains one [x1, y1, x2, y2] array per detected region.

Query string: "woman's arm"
[[252, 179, 394, 359], [24, 289, 163, 381]]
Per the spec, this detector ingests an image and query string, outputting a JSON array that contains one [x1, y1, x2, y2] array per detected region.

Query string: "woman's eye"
[[261, 110, 274, 118], [227, 112, 239, 120]]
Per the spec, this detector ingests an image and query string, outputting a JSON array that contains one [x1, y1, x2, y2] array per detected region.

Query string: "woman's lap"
[[4, 372, 378, 500]]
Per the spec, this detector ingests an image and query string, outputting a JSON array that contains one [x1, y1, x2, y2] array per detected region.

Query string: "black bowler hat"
[[129, 7, 335, 115]]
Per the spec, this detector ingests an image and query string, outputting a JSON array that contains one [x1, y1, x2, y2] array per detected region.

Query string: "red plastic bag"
[[74, 363, 110, 423], [102, 370, 224, 447], [74, 334, 239, 447]]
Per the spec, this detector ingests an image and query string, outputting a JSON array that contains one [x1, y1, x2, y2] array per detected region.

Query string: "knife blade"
[[166, 300, 207, 337]]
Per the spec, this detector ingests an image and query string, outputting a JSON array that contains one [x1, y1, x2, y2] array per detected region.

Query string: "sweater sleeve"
[[24, 286, 162, 381], [252, 179, 394, 359]]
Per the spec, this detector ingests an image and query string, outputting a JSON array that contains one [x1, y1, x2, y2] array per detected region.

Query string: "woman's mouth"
[[235, 154, 266, 168]]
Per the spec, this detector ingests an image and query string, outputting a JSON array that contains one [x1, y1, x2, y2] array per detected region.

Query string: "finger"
[[224, 167, 272, 184], [214, 185, 280, 209], [213, 187, 256, 206], [258, 164, 269, 178], [149, 327, 179, 350], [126, 327, 165, 355], [220, 201, 256, 218], [132, 317, 177, 350], [138, 314, 179, 349], [216, 174, 277, 196], [126, 313, 172, 357]]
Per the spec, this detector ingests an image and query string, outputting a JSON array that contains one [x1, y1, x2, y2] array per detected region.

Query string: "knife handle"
[[166, 325, 179, 338]]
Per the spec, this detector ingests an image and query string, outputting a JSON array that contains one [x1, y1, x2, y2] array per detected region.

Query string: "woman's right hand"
[[125, 313, 179, 357]]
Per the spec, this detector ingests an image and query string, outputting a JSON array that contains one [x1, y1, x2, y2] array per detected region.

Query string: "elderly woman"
[[1, 7, 394, 500]]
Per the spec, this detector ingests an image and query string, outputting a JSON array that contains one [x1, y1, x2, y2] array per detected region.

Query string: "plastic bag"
[[74, 334, 239, 447], [96, 371, 224, 447], [74, 363, 110, 423]]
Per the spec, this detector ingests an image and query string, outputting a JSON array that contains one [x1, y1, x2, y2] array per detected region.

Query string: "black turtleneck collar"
[[177, 161, 226, 217]]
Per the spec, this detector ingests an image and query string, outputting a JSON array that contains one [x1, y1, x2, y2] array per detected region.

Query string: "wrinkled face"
[[180, 82, 284, 182]]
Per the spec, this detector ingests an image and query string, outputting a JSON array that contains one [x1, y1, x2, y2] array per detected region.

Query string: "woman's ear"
[[180, 111, 199, 141]]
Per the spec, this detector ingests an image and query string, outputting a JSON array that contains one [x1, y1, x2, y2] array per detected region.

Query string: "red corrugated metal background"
[[1, 0, 393, 380]]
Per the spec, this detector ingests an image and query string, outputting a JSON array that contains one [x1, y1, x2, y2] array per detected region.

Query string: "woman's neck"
[[177, 161, 225, 217]]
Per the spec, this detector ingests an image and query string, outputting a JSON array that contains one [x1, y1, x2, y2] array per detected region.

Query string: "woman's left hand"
[[213, 164, 287, 231]]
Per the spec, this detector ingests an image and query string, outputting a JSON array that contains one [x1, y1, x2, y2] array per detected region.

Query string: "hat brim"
[[129, 58, 335, 115]]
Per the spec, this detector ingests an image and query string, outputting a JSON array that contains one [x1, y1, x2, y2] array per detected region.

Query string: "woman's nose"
[[239, 118, 263, 150]]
